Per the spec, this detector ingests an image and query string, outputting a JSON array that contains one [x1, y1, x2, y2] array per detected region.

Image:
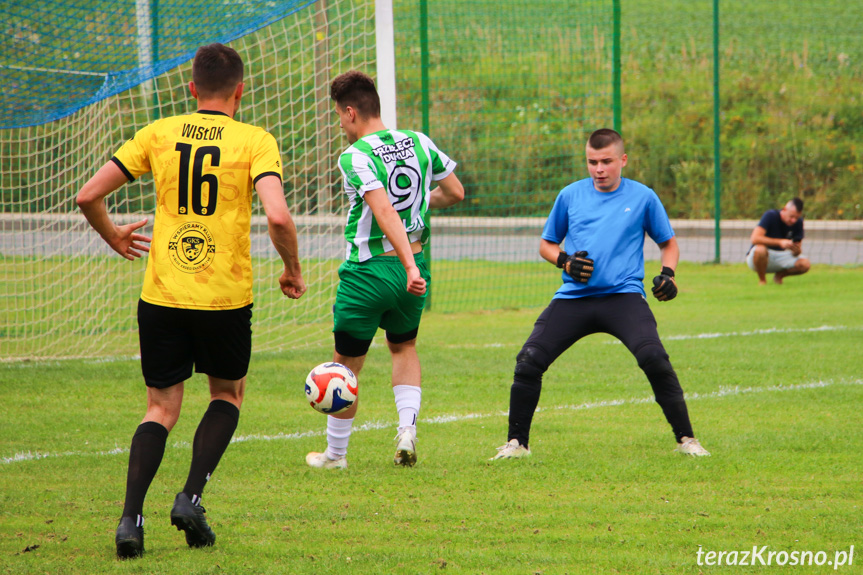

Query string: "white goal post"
[[375, 0, 398, 130]]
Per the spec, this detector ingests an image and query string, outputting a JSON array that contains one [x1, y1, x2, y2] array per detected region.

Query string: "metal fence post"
[[712, 0, 722, 263], [613, 0, 621, 133]]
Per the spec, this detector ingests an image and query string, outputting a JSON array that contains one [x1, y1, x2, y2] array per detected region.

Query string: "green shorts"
[[333, 252, 430, 340]]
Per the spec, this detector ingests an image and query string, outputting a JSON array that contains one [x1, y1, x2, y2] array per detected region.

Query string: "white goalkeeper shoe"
[[490, 438, 531, 461], [393, 428, 417, 467], [675, 437, 711, 456], [305, 451, 348, 469]]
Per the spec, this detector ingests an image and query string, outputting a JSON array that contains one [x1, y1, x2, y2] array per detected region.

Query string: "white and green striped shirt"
[[337, 129, 456, 262]]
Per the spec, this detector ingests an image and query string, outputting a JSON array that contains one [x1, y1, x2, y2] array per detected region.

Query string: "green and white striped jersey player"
[[305, 70, 464, 471], [337, 129, 456, 262]]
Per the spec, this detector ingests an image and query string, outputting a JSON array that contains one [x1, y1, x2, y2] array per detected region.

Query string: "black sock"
[[659, 400, 694, 442], [122, 421, 169, 519], [507, 378, 542, 448], [182, 400, 240, 502]]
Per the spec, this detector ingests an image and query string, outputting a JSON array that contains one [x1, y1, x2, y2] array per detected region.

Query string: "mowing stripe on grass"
[[4, 378, 860, 465], [4, 325, 858, 364]]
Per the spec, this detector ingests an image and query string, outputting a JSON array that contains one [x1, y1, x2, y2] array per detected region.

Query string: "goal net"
[[1, 0, 376, 360], [2, 0, 617, 361]]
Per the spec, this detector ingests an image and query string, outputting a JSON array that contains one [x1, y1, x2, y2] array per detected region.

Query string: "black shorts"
[[523, 293, 665, 364], [137, 299, 253, 389]]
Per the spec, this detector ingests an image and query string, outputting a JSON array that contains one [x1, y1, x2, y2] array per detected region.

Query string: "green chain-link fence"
[[394, 0, 616, 312], [393, 0, 862, 313]]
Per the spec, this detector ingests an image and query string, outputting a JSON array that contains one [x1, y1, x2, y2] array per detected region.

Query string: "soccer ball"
[[305, 362, 358, 414]]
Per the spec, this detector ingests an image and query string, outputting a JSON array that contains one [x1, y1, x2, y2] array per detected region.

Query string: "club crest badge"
[[168, 222, 215, 273]]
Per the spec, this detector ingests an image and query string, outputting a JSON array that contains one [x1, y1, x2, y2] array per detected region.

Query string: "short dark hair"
[[588, 128, 624, 151], [790, 197, 804, 212], [192, 43, 244, 98], [330, 71, 381, 119]]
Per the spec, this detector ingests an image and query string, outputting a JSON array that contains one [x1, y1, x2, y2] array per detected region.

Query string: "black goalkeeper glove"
[[557, 251, 594, 283], [651, 266, 678, 301]]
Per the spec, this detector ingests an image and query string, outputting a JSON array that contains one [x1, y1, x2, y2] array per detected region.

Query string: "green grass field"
[[2, 263, 862, 574]]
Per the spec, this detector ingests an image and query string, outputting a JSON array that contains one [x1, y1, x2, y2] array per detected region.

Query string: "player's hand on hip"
[[651, 266, 678, 301], [406, 266, 427, 296], [565, 251, 594, 283], [279, 271, 307, 299], [108, 218, 151, 261]]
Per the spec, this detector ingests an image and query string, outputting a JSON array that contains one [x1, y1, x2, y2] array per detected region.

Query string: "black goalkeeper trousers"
[[507, 293, 693, 446]]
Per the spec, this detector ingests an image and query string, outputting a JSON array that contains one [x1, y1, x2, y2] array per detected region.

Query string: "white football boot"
[[305, 451, 348, 469], [490, 438, 531, 460], [393, 428, 417, 467], [675, 436, 711, 456]]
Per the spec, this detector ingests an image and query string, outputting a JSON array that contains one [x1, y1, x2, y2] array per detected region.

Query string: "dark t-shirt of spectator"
[[754, 209, 804, 251]]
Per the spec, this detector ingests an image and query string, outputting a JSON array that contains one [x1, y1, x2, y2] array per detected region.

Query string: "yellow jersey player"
[[77, 43, 305, 559]]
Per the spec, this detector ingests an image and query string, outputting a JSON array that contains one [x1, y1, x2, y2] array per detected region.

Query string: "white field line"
[[448, 324, 861, 349], [657, 324, 859, 342], [4, 378, 861, 466]]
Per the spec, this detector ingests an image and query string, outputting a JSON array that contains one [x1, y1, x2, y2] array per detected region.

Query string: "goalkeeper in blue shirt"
[[491, 128, 710, 460]]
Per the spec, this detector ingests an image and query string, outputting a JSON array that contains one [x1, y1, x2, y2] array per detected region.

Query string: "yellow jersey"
[[112, 110, 282, 310]]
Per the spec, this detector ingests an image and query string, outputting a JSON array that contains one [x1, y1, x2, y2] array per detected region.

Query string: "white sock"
[[393, 384, 422, 435], [324, 416, 353, 459]]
